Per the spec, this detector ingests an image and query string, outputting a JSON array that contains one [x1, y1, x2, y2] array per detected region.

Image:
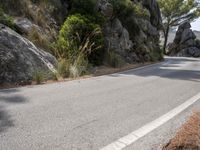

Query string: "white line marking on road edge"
[[100, 92, 200, 150]]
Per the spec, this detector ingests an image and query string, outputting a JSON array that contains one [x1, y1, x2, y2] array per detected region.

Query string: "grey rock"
[[177, 47, 200, 57], [138, 19, 159, 36], [142, 0, 162, 28], [14, 18, 41, 35], [168, 22, 200, 57], [178, 22, 191, 30], [98, 0, 134, 55], [195, 39, 200, 49], [187, 47, 200, 57], [0, 24, 57, 84], [180, 39, 196, 49], [103, 18, 133, 54], [180, 28, 196, 44], [98, 0, 162, 62]]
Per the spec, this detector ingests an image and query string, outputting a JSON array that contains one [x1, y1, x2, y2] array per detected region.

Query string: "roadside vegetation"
[[1, 0, 186, 85]]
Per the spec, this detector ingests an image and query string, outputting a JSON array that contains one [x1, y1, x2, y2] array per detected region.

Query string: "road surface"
[[0, 57, 200, 150]]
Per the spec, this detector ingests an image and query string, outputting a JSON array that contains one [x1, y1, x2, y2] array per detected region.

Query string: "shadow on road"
[[109, 58, 200, 82], [0, 89, 27, 133]]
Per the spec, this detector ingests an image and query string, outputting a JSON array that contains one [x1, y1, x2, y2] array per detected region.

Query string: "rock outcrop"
[[168, 22, 200, 57], [0, 0, 69, 43], [14, 18, 42, 35], [141, 0, 162, 27], [0, 0, 163, 84], [98, 0, 162, 62], [98, 0, 133, 56], [0, 24, 57, 84]]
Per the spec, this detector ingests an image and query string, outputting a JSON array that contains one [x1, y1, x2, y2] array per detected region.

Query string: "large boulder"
[[14, 18, 42, 35], [177, 47, 200, 57], [0, 24, 57, 84], [168, 22, 200, 57], [102, 18, 133, 54]]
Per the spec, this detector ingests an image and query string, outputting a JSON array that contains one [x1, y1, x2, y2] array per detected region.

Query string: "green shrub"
[[132, 3, 150, 19], [55, 14, 104, 65], [107, 51, 125, 68], [70, 0, 105, 25], [110, 0, 134, 18], [32, 70, 58, 84], [32, 70, 46, 84], [70, 0, 96, 15], [47, 71, 59, 81], [111, 0, 149, 18], [150, 50, 164, 62]]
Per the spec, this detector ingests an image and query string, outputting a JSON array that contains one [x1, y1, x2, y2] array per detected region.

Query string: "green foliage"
[[55, 14, 104, 65], [48, 72, 59, 81], [32, 70, 46, 84], [70, 0, 105, 25], [150, 50, 163, 62], [0, 6, 14, 28], [32, 69, 58, 84], [132, 3, 150, 19], [110, 0, 134, 18], [158, 0, 200, 26], [70, 0, 96, 15], [107, 51, 125, 68], [110, 0, 150, 19]]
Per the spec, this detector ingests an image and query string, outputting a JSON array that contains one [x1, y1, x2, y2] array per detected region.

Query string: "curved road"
[[0, 57, 200, 150]]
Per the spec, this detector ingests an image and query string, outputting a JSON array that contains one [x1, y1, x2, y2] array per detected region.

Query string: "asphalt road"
[[0, 57, 200, 150]]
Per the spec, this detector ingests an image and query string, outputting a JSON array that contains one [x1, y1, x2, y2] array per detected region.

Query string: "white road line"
[[100, 92, 200, 150]]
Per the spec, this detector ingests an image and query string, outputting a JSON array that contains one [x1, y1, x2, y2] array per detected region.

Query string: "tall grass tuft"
[[57, 59, 70, 78], [32, 70, 46, 84]]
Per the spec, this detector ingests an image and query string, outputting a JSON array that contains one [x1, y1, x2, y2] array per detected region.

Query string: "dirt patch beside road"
[[163, 112, 200, 150]]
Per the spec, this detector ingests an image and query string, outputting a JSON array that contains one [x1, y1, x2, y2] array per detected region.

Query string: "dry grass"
[[27, 26, 50, 50], [163, 112, 200, 150]]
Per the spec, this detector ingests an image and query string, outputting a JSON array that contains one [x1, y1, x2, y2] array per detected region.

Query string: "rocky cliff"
[[0, 24, 57, 84], [98, 0, 163, 62], [167, 22, 200, 57], [0, 0, 163, 84]]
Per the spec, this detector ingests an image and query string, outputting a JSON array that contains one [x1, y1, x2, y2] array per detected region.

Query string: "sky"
[[191, 17, 200, 31]]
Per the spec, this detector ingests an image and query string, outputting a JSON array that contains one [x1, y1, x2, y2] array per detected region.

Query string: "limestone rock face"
[[102, 18, 133, 55], [98, 0, 162, 62], [0, 24, 57, 84], [141, 0, 162, 27], [168, 22, 200, 57]]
